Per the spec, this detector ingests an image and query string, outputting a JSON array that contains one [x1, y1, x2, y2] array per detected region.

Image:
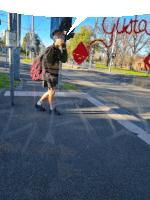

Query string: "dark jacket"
[[43, 43, 67, 78]]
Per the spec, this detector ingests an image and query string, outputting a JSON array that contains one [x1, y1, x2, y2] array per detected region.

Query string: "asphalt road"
[[61, 66, 150, 127], [1, 53, 150, 199]]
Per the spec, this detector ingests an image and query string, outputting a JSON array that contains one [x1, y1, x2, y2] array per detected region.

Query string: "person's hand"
[[59, 43, 66, 52], [62, 43, 66, 51], [62, 43, 66, 48], [59, 46, 63, 53]]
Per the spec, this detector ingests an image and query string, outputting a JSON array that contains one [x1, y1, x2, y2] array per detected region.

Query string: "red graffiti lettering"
[[88, 16, 150, 51], [73, 16, 150, 65]]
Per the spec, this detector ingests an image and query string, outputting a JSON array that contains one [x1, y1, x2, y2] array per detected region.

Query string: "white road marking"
[[4, 91, 91, 98], [3, 90, 150, 145], [87, 97, 150, 145]]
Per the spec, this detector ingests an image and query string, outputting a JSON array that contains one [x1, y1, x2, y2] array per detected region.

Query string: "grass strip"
[[0, 73, 79, 90], [95, 63, 150, 77], [61, 82, 79, 90], [0, 73, 19, 88], [24, 58, 34, 63]]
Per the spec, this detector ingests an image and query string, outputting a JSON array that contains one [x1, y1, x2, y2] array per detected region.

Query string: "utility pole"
[[32, 15, 35, 60], [5, 46, 8, 70], [89, 17, 98, 70], [30, 25, 32, 62], [11, 13, 21, 81], [109, 28, 117, 73], [26, 43, 27, 60], [15, 14, 21, 80], [12, 13, 17, 80], [108, 18, 118, 73], [57, 30, 67, 90], [8, 12, 14, 106]]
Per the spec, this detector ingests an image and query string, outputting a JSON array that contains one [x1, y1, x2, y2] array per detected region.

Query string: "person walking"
[[35, 31, 67, 115]]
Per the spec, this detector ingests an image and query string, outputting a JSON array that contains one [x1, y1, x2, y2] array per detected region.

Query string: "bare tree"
[[97, 17, 117, 66], [114, 31, 131, 68], [145, 40, 150, 54], [97, 15, 150, 69], [145, 33, 150, 55], [126, 15, 150, 70]]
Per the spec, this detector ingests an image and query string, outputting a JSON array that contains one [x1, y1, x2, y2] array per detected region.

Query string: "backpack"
[[30, 46, 54, 81]]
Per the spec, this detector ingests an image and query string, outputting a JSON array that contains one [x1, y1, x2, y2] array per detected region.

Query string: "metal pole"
[[57, 31, 67, 91], [89, 17, 98, 70], [32, 15, 35, 60], [8, 12, 14, 106], [30, 25, 31, 62], [17, 14, 19, 47], [16, 13, 20, 80], [58, 61, 62, 90], [109, 28, 117, 73], [26, 43, 27, 60], [5, 48, 7, 70]]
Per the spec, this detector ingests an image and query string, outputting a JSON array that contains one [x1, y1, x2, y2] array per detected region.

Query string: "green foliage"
[[93, 57, 97, 61], [67, 24, 93, 60], [94, 36, 106, 52], [20, 47, 26, 54], [0, 37, 5, 48], [67, 24, 104, 61], [22, 33, 40, 54], [36, 45, 40, 54], [22, 32, 30, 52]]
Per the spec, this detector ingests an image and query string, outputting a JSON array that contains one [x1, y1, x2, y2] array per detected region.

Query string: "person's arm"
[[59, 43, 68, 63], [46, 47, 54, 64], [41, 47, 54, 72]]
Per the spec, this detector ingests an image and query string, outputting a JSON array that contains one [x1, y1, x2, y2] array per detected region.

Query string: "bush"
[[93, 58, 97, 61]]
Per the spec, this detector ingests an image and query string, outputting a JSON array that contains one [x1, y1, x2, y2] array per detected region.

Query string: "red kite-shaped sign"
[[73, 16, 150, 65], [144, 53, 150, 71]]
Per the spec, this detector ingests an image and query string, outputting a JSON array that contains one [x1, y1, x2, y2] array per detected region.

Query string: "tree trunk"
[[129, 58, 133, 70], [147, 68, 149, 76], [119, 60, 123, 68], [106, 57, 110, 67]]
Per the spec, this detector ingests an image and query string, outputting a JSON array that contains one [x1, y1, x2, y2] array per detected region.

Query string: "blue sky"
[[0, 10, 150, 55]]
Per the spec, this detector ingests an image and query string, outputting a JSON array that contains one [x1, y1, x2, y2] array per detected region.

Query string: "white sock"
[[50, 105, 55, 110], [37, 101, 43, 106]]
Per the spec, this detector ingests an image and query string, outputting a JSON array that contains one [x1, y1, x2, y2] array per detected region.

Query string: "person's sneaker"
[[35, 103, 46, 111], [49, 108, 61, 115]]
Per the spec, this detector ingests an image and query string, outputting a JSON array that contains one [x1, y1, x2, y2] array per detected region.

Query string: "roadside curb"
[[62, 64, 150, 90], [63, 63, 147, 75]]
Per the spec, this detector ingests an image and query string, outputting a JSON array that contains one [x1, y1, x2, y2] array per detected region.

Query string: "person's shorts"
[[44, 72, 58, 89], [47, 79, 58, 89]]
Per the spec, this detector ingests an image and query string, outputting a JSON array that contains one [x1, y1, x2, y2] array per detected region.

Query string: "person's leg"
[[36, 87, 53, 108], [48, 86, 60, 115], [37, 80, 50, 105], [51, 87, 55, 102], [49, 87, 55, 108], [39, 90, 49, 102]]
